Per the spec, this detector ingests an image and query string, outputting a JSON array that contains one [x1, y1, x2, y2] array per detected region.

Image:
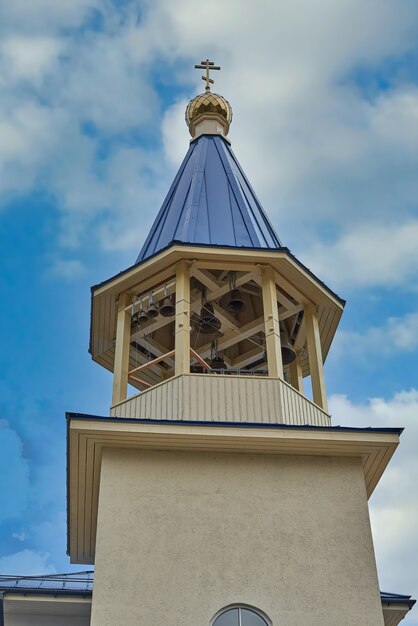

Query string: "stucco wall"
[[91, 449, 384, 626]]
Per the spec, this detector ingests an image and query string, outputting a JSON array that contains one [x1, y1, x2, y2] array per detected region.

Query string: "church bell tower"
[[67, 61, 405, 626]]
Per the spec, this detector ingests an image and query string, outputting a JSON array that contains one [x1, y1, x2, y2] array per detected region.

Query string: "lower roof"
[[0, 571, 93, 595], [381, 592, 416, 608], [1, 572, 414, 611], [66, 412, 403, 435]]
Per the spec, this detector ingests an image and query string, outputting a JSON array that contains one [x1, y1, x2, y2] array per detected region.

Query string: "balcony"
[[110, 373, 331, 427]]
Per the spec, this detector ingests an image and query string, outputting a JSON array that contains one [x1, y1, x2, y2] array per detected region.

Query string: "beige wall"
[[91, 448, 384, 626]]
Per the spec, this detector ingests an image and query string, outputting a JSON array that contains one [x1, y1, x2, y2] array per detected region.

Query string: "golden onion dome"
[[185, 92, 233, 138]]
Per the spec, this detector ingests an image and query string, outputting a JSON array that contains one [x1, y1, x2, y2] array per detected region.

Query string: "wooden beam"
[[305, 304, 328, 412], [175, 261, 191, 375], [128, 375, 152, 389], [274, 268, 315, 307], [241, 284, 260, 296], [131, 310, 173, 339], [190, 348, 211, 370], [192, 267, 221, 293], [262, 266, 283, 379], [125, 265, 176, 300], [279, 304, 304, 321], [190, 268, 256, 305], [276, 286, 296, 310], [289, 351, 304, 393], [134, 336, 175, 368], [194, 260, 257, 272], [199, 316, 265, 358], [232, 346, 265, 369], [124, 279, 176, 312], [112, 293, 131, 405], [128, 348, 162, 386], [294, 319, 306, 351], [211, 302, 241, 332], [133, 270, 257, 340], [129, 350, 176, 375]]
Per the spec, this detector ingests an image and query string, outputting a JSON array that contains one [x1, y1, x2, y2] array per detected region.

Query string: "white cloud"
[[162, 98, 189, 167], [0, 0, 102, 34], [0, 424, 30, 521], [46, 258, 86, 280], [0, 549, 56, 575], [12, 532, 28, 542], [0, 36, 63, 84], [329, 390, 418, 605], [334, 312, 418, 359], [61, 32, 159, 133], [303, 220, 418, 289], [0, 1, 165, 253]]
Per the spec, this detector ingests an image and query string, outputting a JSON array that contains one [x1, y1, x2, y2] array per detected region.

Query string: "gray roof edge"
[[65, 412, 404, 435], [0, 588, 92, 598], [381, 591, 416, 608], [0, 578, 414, 609]]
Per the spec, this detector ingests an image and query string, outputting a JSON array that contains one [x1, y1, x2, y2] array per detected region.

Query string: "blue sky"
[[0, 0, 418, 621]]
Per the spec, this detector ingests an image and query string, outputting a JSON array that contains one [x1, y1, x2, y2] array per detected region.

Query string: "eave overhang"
[[381, 593, 416, 625], [380, 592, 416, 610], [67, 413, 401, 565], [91, 242, 344, 305]]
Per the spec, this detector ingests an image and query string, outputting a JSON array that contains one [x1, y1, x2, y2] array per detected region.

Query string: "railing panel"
[[110, 374, 331, 427]]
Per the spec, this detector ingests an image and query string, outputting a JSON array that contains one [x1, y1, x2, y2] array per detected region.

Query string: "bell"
[[196, 303, 221, 334], [210, 356, 227, 370], [131, 313, 140, 330], [226, 288, 246, 313], [280, 329, 296, 365], [209, 338, 226, 370], [138, 308, 148, 324], [160, 296, 176, 317], [146, 302, 159, 319]]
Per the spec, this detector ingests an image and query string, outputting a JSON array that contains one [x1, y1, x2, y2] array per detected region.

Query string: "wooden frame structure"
[[105, 247, 339, 413]]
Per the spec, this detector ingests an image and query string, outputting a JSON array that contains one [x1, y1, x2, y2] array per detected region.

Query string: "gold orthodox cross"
[[194, 59, 221, 92]]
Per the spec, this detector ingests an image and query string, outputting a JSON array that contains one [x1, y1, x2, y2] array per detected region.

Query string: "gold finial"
[[194, 58, 221, 92]]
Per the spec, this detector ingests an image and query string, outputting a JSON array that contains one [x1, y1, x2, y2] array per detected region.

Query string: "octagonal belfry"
[[89, 80, 344, 427]]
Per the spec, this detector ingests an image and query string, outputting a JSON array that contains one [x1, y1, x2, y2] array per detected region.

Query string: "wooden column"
[[289, 350, 304, 393], [305, 304, 328, 412], [175, 261, 191, 376], [112, 292, 131, 406], [261, 266, 283, 379]]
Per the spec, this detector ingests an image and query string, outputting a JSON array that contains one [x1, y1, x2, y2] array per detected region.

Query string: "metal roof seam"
[[136, 134, 283, 261]]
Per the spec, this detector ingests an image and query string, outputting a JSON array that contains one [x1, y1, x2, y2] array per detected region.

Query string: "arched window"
[[212, 605, 270, 626]]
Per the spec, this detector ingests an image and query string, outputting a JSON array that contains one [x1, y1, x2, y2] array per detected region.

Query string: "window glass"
[[213, 608, 239, 626], [241, 608, 268, 626], [213, 607, 268, 626]]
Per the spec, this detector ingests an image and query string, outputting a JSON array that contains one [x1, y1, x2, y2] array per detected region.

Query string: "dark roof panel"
[[1, 571, 415, 612], [66, 412, 403, 435], [137, 135, 282, 262], [381, 591, 416, 607], [0, 571, 94, 594]]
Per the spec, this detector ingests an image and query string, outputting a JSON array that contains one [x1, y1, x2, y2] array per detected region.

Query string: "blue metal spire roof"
[[137, 134, 282, 263]]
